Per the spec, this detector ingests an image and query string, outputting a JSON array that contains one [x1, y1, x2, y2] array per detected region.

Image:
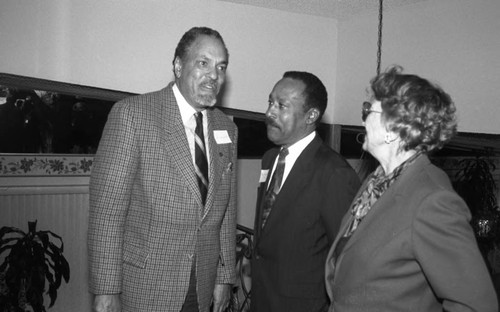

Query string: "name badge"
[[214, 130, 232, 144], [259, 169, 269, 183]]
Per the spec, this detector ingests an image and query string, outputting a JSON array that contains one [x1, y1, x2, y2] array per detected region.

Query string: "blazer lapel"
[[337, 181, 397, 259], [337, 155, 431, 260], [201, 109, 223, 219], [260, 137, 321, 236], [328, 176, 376, 281], [255, 148, 280, 242], [326, 212, 355, 287], [328, 157, 430, 286], [161, 84, 205, 210]]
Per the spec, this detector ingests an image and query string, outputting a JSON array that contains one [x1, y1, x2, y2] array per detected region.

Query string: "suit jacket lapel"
[[328, 158, 429, 286], [202, 108, 225, 219], [337, 177, 397, 260], [254, 148, 280, 242], [327, 172, 377, 281], [161, 83, 205, 210], [326, 212, 355, 288], [259, 136, 322, 237], [337, 155, 431, 260]]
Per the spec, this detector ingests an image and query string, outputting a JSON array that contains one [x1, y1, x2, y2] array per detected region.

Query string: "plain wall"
[[2, 0, 498, 129], [335, 0, 500, 134], [0, 0, 338, 122]]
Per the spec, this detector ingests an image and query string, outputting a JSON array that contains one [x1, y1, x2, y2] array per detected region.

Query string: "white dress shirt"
[[267, 131, 316, 189], [173, 83, 210, 168]]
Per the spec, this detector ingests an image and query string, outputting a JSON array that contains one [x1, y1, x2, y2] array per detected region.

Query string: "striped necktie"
[[261, 147, 288, 228], [194, 112, 208, 205]]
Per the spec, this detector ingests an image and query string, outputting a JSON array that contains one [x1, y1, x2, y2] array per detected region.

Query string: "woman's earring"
[[385, 133, 391, 144]]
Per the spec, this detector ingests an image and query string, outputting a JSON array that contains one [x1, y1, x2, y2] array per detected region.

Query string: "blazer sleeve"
[[216, 125, 238, 285], [88, 101, 139, 294], [413, 189, 498, 311]]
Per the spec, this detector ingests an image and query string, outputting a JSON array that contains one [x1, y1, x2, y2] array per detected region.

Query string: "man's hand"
[[93, 294, 121, 312], [212, 284, 232, 312]]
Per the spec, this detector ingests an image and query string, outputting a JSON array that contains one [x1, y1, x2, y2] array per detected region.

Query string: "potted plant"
[[453, 153, 499, 262], [0, 220, 70, 312]]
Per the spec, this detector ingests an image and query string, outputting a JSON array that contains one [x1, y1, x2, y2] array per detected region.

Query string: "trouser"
[[180, 259, 199, 312]]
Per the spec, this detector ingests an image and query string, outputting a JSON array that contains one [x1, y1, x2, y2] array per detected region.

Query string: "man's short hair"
[[173, 26, 228, 67], [283, 71, 327, 124]]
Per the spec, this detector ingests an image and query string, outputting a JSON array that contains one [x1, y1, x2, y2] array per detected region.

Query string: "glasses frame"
[[362, 101, 382, 121]]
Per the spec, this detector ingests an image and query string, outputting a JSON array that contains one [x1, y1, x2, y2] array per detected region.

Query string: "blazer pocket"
[[123, 243, 149, 269]]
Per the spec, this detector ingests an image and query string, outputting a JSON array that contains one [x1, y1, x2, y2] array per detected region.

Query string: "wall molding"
[[0, 154, 93, 177]]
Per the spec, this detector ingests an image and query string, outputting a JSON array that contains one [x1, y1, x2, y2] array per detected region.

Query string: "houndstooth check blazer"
[[88, 82, 238, 312]]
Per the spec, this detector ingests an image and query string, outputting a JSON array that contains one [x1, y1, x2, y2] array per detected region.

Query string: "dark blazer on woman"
[[325, 155, 497, 312]]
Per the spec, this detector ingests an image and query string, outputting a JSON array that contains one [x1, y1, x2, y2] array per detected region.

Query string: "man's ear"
[[174, 57, 182, 78], [306, 108, 320, 125]]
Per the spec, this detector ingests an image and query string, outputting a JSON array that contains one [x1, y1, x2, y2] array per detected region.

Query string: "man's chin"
[[195, 95, 217, 108], [266, 128, 281, 144]]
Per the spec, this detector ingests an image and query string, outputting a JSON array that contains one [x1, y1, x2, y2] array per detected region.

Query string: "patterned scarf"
[[343, 152, 422, 237]]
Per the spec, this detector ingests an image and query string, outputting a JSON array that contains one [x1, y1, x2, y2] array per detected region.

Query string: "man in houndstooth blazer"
[[88, 27, 237, 312]]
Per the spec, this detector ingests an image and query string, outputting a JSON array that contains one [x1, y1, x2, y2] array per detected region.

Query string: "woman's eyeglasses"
[[362, 101, 382, 121]]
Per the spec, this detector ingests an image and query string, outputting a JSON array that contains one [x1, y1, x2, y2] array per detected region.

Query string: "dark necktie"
[[261, 147, 288, 228], [194, 112, 208, 205]]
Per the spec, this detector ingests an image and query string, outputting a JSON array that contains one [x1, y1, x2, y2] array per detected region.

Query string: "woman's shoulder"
[[394, 157, 456, 205]]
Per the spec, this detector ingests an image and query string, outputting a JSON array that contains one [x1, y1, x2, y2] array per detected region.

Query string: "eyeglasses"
[[362, 101, 382, 121]]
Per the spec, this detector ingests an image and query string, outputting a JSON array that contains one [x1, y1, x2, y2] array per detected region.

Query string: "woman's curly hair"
[[370, 65, 457, 153]]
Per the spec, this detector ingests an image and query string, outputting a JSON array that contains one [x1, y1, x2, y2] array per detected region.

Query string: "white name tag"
[[259, 169, 269, 183], [213, 130, 232, 144]]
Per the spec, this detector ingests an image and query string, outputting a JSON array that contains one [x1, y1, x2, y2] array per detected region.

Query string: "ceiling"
[[217, 0, 429, 20]]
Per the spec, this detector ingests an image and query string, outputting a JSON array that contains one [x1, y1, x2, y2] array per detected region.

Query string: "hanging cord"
[[376, 0, 384, 75], [355, 0, 384, 179], [356, 0, 384, 179]]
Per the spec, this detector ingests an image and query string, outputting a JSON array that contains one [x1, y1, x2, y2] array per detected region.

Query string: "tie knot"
[[195, 111, 203, 123], [279, 147, 289, 158]]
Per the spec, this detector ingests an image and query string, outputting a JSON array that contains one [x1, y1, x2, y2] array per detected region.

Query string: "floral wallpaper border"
[[0, 154, 93, 176]]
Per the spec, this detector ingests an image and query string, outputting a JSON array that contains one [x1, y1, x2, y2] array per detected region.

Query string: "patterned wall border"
[[0, 154, 93, 176], [0, 72, 277, 178]]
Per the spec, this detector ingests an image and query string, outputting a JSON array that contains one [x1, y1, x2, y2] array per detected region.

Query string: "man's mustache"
[[265, 118, 279, 128], [200, 79, 218, 90]]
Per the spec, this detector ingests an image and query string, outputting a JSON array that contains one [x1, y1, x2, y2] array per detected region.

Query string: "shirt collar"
[[173, 83, 200, 125], [285, 131, 316, 157]]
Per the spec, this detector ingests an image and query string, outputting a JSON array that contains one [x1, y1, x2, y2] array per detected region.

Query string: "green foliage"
[[453, 154, 500, 261], [454, 156, 499, 215], [0, 221, 70, 312]]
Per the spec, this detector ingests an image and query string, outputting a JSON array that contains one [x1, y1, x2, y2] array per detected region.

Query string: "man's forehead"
[[187, 36, 227, 58]]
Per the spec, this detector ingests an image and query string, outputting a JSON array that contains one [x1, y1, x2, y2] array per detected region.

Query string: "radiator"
[[0, 186, 93, 312]]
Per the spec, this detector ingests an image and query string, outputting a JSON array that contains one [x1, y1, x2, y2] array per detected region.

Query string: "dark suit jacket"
[[88, 82, 238, 312], [325, 155, 498, 312], [251, 135, 360, 312]]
